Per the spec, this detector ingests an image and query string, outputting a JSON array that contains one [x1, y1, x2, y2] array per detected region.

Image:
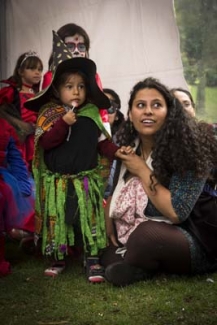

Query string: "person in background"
[[171, 87, 217, 138], [171, 87, 196, 117], [0, 118, 35, 276], [103, 88, 125, 141], [0, 51, 43, 172], [0, 51, 43, 241], [101, 77, 217, 287], [103, 88, 125, 200], [42, 23, 90, 89], [25, 31, 132, 283]]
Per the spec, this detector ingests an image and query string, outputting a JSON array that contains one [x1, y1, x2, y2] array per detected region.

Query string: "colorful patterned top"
[[33, 102, 118, 259]]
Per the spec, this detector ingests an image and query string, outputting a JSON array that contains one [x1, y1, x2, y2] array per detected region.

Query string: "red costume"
[[0, 79, 37, 171]]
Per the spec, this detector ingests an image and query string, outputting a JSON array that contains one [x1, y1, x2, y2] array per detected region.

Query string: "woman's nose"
[[144, 105, 153, 114]]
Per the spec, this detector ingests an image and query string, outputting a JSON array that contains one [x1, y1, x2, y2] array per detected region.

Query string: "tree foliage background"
[[174, 0, 217, 113]]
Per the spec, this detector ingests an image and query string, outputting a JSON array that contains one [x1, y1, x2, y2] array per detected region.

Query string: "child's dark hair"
[[12, 52, 43, 92]]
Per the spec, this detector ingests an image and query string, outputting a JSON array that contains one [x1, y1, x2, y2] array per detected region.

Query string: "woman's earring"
[[130, 121, 134, 134]]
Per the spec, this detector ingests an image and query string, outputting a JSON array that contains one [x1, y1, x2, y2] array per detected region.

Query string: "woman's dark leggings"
[[101, 220, 192, 274]]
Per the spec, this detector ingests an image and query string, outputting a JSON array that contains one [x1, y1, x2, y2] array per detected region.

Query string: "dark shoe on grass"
[[86, 256, 105, 283], [105, 261, 147, 287]]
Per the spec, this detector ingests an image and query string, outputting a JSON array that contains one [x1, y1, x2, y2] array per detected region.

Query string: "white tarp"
[[3, 0, 187, 114]]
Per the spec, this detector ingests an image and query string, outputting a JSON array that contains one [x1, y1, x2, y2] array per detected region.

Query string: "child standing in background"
[[25, 31, 131, 282], [0, 51, 43, 241], [0, 51, 43, 172]]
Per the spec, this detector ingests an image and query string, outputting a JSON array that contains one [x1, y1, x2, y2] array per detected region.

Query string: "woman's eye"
[[183, 102, 190, 108], [153, 102, 161, 108], [137, 102, 144, 108], [79, 84, 85, 89]]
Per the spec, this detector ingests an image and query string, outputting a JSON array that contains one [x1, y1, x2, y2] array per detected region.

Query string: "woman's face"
[[104, 92, 118, 126], [173, 90, 195, 117], [129, 88, 168, 138]]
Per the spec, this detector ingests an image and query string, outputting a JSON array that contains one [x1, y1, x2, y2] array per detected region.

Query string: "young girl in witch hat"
[[25, 31, 132, 282]]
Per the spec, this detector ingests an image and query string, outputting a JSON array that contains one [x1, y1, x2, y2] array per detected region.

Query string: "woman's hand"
[[116, 150, 146, 178], [116, 150, 180, 223]]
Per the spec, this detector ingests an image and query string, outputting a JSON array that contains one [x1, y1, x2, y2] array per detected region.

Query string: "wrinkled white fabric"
[[1, 0, 187, 115], [110, 176, 148, 245]]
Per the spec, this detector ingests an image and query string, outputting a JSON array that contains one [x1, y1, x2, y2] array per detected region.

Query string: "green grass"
[[1, 241, 217, 325], [189, 86, 217, 123]]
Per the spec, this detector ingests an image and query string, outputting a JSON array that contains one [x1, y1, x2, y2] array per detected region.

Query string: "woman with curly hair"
[[101, 77, 217, 287]]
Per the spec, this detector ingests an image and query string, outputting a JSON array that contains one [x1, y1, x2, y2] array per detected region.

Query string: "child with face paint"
[[25, 31, 132, 283], [42, 23, 90, 89]]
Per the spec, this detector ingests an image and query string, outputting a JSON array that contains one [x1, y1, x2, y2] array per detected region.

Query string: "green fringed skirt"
[[35, 167, 106, 259]]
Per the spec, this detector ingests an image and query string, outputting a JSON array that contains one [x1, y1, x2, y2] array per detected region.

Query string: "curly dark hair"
[[116, 77, 217, 187]]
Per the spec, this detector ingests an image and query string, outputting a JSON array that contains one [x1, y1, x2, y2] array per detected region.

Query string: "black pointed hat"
[[25, 31, 110, 111]]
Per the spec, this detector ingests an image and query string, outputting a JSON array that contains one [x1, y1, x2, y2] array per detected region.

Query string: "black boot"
[[105, 261, 149, 287]]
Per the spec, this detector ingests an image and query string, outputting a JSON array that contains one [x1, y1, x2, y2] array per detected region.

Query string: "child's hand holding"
[[63, 110, 77, 125], [115, 146, 134, 158]]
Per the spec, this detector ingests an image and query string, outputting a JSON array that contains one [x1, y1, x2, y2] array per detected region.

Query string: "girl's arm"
[[39, 109, 77, 150]]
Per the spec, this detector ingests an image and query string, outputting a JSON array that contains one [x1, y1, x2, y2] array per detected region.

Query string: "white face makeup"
[[64, 34, 87, 58]]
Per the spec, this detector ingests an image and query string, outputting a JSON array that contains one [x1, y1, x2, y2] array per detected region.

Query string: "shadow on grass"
[[1, 240, 217, 325]]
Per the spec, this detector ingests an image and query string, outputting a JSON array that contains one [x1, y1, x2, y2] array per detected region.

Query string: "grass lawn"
[[1, 241, 217, 325], [189, 86, 217, 123]]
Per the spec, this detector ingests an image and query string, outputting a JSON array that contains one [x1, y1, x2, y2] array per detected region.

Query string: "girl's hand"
[[62, 110, 77, 125], [115, 145, 134, 157]]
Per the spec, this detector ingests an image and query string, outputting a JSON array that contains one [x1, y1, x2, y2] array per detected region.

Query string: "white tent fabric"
[[2, 0, 187, 114]]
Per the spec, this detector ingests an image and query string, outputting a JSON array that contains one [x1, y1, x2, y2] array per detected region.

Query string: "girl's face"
[[64, 34, 87, 58], [58, 73, 86, 107], [19, 63, 42, 86], [129, 88, 168, 138], [104, 92, 118, 126], [173, 90, 195, 117]]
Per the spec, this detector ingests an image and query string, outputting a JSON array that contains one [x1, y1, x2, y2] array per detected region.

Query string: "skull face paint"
[[64, 34, 87, 58]]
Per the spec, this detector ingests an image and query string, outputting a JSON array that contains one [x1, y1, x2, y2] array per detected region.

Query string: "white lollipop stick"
[[71, 100, 78, 112]]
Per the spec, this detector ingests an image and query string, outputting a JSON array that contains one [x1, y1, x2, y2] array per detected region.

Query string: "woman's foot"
[[105, 261, 147, 287]]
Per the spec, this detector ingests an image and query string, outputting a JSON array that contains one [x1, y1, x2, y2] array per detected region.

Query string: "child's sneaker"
[[86, 256, 105, 283], [44, 261, 65, 277]]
